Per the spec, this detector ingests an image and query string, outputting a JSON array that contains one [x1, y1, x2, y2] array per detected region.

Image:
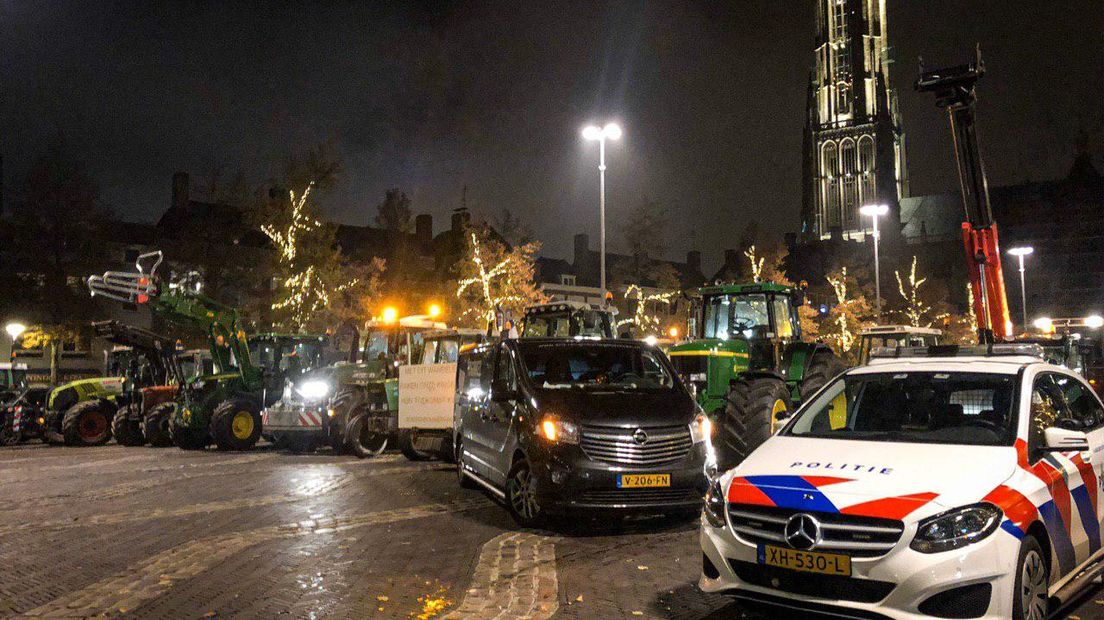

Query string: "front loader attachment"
[[87, 251, 163, 304]]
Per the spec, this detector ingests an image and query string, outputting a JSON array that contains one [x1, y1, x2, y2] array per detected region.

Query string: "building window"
[[822, 141, 840, 228], [560, 274, 576, 286], [841, 139, 858, 226], [832, 0, 847, 41], [836, 82, 851, 115], [858, 136, 876, 203]]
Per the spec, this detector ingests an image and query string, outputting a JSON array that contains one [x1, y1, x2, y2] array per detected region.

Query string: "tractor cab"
[[520, 301, 615, 339], [249, 333, 331, 404], [857, 325, 942, 365], [0, 363, 29, 401], [419, 328, 488, 365], [668, 282, 844, 468]]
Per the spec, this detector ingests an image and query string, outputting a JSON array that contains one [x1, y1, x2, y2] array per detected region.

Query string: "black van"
[[454, 338, 710, 527]]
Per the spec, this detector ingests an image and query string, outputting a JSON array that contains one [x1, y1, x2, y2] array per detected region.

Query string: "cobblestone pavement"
[[0, 443, 1101, 619]]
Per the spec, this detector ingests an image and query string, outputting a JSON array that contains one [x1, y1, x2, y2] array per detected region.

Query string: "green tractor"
[[87, 251, 329, 451], [667, 282, 846, 467]]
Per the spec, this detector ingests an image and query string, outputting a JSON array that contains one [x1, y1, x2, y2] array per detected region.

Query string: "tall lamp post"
[[1007, 246, 1034, 331], [5, 322, 26, 360], [859, 204, 889, 320], [582, 122, 622, 306]]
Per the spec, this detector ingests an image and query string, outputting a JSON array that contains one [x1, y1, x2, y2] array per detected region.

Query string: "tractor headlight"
[[539, 417, 579, 444], [690, 413, 713, 444], [703, 478, 727, 528], [910, 503, 1002, 553], [296, 380, 331, 401]]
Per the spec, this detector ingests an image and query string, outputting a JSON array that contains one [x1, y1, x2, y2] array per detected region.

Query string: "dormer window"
[[560, 274, 577, 286]]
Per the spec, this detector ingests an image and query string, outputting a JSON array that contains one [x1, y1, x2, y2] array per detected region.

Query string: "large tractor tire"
[[799, 350, 847, 404], [0, 416, 19, 446], [112, 404, 146, 447], [345, 414, 389, 459], [169, 414, 208, 450], [143, 402, 175, 447], [718, 377, 792, 469], [210, 398, 263, 451], [61, 399, 116, 447], [398, 428, 434, 461]]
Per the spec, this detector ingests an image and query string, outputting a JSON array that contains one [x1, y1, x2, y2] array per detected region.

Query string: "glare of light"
[[427, 303, 442, 318], [859, 203, 889, 217], [1008, 246, 1034, 257], [296, 379, 331, 400], [5, 322, 27, 340], [583, 123, 622, 141], [582, 125, 603, 141], [603, 123, 622, 140], [643, 335, 658, 346], [541, 419, 558, 442], [1086, 315, 1104, 329], [1033, 317, 1054, 332], [382, 307, 398, 324], [668, 326, 680, 339]]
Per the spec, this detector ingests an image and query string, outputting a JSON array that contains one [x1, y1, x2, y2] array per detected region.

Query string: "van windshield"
[[516, 343, 675, 391], [785, 372, 1017, 446]]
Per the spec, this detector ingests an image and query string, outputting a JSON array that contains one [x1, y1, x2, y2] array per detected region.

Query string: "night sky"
[[2, 1, 1101, 271]]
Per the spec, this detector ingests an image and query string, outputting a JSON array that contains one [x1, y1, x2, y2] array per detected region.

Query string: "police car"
[[700, 344, 1104, 620]]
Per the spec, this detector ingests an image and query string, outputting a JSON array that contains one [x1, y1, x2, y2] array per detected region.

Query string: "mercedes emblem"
[[784, 513, 822, 550]]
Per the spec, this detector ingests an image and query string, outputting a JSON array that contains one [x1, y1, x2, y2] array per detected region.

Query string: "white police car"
[[700, 345, 1104, 620]]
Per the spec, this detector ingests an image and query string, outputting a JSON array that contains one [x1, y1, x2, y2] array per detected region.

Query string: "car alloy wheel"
[[1021, 548, 1047, 620], [508, 463, 540, 523]]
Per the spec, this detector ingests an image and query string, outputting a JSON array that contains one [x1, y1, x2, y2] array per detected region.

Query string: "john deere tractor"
[[668, 282, 845, 467], [87, 251, 329, 451]]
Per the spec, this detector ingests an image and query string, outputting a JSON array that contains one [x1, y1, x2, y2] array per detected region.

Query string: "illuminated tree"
[[822, 267, 875, 361], [894, 256, 949, 328], [745, 246, 766, 283], [617, 285, 677, 336], [261, 184, 384, 333], [18, 325, 84, 386], [455, 225, 546, 328]]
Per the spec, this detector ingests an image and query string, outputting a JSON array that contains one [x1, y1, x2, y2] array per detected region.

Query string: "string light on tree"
[[261, 182, 319, 262], [455, 228, 545, 327], [894, 256, 948, 328], [617, 284, 676, 336], [744, 245, 766, 283]]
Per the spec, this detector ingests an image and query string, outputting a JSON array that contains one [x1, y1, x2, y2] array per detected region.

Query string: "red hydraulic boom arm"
[[916, 50, 1012, 344]]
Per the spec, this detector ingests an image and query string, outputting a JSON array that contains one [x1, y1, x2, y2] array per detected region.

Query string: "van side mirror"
[[1042, 426, 1089, 452], [491, 378, 517, 402]]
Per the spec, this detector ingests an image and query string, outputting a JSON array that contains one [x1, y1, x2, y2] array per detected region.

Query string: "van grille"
[[727, 504, 904, 558], [579, 424, 693, 466]]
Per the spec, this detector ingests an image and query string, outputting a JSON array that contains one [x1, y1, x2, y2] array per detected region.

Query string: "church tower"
[[801, 0, 909, 241]]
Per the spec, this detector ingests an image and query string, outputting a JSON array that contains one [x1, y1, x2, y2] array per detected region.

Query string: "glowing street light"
[[381, 307, 398, 324], [5, 322, 26, 341], [1007, 246, 1034, 331], [427, 303, 442, 319], [582, 122, 622, 306], [859, 204, 889, 320]]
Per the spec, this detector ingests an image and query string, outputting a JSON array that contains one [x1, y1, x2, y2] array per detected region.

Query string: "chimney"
[[451, 208, 471, 232], [172, 172, 190, 211], [686, 250, 701, 274], [574, 233, 590, 267], [415, 214, 433, 243], [723, 249, 738, 267]]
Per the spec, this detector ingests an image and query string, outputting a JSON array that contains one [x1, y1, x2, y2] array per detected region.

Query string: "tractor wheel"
[[800, 350, 847, 404], [143, 403, 175, 447], [345, 414, 389, 459], [718, 377, 792, 469], [112, 404, 146, 447], [169, 413, 208, 450], [0, 416, 19, 446], [210, 398, 263, 451], [61, 399, 116, 447], [399, 428, 433, 461]]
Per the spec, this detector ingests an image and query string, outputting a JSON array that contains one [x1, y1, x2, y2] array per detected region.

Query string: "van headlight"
[[703, 478, 726, 528], [296, 380, 331, 401], [539, 417, 579, 444], [690, 413, 713, 444], [910, 503, 1002, 553]]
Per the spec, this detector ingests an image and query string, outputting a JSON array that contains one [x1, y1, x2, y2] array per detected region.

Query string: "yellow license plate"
[[618, 474, 671, 488], [759, 544, 851, 576]]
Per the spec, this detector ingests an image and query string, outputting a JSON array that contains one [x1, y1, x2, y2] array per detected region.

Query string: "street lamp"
[[1007, 246, 1033, 331], [859, 204, 889, 320], [582, 122, 622, 307], [4, 322, 26, 360]]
